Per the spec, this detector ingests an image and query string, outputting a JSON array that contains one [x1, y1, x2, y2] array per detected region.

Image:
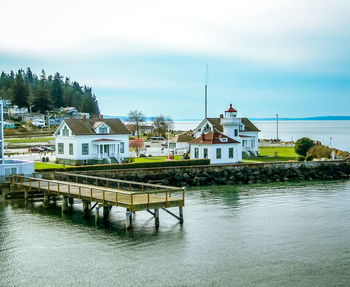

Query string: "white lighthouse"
[[220, 104, 241, 140]]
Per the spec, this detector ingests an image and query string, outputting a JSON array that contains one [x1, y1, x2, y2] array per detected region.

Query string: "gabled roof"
[[190, 131, 240, 145], [241, 118, 260, 132], [61, 118, 129, 135], [170, 134, 194, 143], [199, 117, 260, 132]]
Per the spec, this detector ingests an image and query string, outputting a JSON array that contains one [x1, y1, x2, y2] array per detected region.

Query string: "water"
[[173, 120, 350, 152], [1, 181, 350, 286]]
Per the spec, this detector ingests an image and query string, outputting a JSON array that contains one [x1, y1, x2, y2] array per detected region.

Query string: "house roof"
[[170, 134, 194, 143], [204, 117, 260, 132], [190, 131, 240, 145], [63, 118, 129, 135], [225, 104, 237, 112]]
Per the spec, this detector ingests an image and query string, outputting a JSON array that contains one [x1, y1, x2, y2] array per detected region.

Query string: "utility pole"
[[276, 114, 279, 142], [205, 64, 208, 118]]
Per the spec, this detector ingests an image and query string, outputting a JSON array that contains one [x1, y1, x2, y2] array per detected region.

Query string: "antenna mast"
[[205, 64, 208, 118]]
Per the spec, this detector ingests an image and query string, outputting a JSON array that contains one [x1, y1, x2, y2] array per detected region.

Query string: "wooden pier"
[[10, 174, 185, 229]]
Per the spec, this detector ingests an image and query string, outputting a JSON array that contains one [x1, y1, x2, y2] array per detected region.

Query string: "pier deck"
[[10, 174, 185, 228]]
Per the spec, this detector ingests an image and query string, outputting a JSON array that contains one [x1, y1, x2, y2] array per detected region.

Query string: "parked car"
[[28, 147, 44, 153], [150, 136, 164, 140], [161, 142, 168, 147], [41, 146, 54, 152]]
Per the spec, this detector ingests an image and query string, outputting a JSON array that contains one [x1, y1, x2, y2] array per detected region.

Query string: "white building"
[[32, 119, 46, 128], [54, 115, 130, 165], [0, 100, 34, 181], [191, 104, 260, 164], [169, 134, 193, 155]]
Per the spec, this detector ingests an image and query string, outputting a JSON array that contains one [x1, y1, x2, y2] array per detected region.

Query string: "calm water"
[[1, 181, 350, 286], [174, 120, 350, 151]]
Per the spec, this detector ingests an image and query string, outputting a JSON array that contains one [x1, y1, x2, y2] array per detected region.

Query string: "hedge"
[[37, 159, 211, 172]]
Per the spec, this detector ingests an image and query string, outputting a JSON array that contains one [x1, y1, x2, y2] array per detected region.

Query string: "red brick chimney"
[[99, 114, 103, 120], [220, 114, 223, 119], [82, 114, 87, 120]]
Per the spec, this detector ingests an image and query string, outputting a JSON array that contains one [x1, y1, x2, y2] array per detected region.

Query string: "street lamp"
[[276, 114, 279, 142]]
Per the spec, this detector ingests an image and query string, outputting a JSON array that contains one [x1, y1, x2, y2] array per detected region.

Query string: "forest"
[[0, 68, 100, 116]]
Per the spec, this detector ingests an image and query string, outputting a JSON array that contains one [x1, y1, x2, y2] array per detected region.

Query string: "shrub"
[[295, 137, 315, 156], [139, 153, 146, 157], [297, 155, 305, 161], [308, 145, 332, 159], [305, 154, 313, 161]]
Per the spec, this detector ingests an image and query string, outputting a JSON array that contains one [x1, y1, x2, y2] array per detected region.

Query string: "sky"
[[1, 0, 350, 119]]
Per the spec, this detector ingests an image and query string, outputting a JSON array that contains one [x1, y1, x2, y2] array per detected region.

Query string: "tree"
[[153, 115, 173, 138], [11, 70, 29, 107], [32, 86, 51, 113], [127, 110, 145, 138], [294, 137, 315, 156], [51, 72, 64, 108], [129, 138, 144, 157]]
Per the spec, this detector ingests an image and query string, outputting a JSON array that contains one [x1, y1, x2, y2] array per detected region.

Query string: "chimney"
[[82, 114, 86, 120], [220, 114, 223, 119], [99, 114, 103, 120]]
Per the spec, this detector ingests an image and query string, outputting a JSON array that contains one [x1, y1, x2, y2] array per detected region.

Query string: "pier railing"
[[10, 174, 185, 211]]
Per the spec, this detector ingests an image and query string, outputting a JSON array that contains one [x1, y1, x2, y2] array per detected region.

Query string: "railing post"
[[102, 190, 105, 204], [90, 188, 93, 201], [20, 176, 23, 188], [106, 180, 109, 188], [79, 186, 81, 199], [117, 182, 120, 190], [131, 194, 134, 210], [129, 183, 132, 191], [115, 192, 118, 206], [68, 184, 70, 196], [57, 183, 60, 195], [38, 180, 41, 192], [165, 192, 168, 208], [182, 187, 185, 206], [96, 178, 98, 186], [147, 193, 150, 209]]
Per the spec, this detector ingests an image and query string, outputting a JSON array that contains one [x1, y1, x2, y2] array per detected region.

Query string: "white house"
[[191, 104, 260, 164], [169, 134, 193, 155], [190, 131, 242, 164], [54, 115, 130, 165]]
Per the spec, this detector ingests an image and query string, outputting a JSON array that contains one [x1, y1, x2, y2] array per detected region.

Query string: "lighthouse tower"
[[220, 104, 241, 140]]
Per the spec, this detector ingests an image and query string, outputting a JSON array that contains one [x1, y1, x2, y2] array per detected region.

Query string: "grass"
[[133, 155, 182, 163], [5, 137, 55, 144], [34, 162, 71, 170], [243, 146, 297, 163]]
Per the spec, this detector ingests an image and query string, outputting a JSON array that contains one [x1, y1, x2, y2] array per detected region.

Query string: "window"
[[5, 167, 17, 177], [62, 126, 69, 136], [120, 142, 124, 153], [203, 148, 208, 159], [234, 129, 238, 137], [99, 126, 108, 133], [194, 147, 199, 158], [82, 143, 89, 155], [69, 143, 73, 155], [169, 143, 176, 149], [58, 143, 64, 154], [229, 147, 234, 158], [251, 140, 255, 148], [216, 148, 221, 159]]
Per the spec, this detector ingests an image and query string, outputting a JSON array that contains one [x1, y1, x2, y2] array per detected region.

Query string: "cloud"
[[1, 0, 350, 67]]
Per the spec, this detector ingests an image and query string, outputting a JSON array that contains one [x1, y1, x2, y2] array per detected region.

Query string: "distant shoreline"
[[106, 115, 350, 122]]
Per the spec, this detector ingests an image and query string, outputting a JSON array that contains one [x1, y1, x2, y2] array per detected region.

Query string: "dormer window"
[[220, 138, 228, 143], [99, 126, 108, 133], [62, 126, 69, 136]]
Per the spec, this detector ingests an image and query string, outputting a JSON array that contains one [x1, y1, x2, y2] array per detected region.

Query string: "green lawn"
[[5, 137, 54, 144], [243, 146, 297, 163], [35, 162, 71, 170]]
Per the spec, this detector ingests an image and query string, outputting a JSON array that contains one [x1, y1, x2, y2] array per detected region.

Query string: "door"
[[104, 145, 110, 155]]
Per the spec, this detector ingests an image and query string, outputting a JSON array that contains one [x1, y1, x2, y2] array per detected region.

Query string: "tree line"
[[0, 68, 100, 116]]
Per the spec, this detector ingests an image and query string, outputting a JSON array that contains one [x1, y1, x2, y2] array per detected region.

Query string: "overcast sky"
[[1, 0, 349, 119]]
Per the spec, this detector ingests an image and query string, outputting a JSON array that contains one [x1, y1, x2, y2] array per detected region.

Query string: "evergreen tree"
[[11, 70, 29, 107], [51, 72, 64, 108]]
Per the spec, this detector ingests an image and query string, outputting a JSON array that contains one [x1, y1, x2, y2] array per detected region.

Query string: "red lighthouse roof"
[[225, 104, 237, 113]]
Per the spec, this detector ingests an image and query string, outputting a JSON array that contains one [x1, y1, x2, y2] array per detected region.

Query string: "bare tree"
[[127, 110, 145, 138], [153, 115, 173, 138]]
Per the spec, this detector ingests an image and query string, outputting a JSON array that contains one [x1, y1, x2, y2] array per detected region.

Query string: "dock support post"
[[43, 192, 49, 207], [155, 208, 159, 228], [179, 206, 184, 224], [95, 206, 100, 224], [83, 200, 90, 215], [62, 196, 69, 213], [68, 197, 74, 206], [125, 210, 132, 229], [103, 206, 110, 220]]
